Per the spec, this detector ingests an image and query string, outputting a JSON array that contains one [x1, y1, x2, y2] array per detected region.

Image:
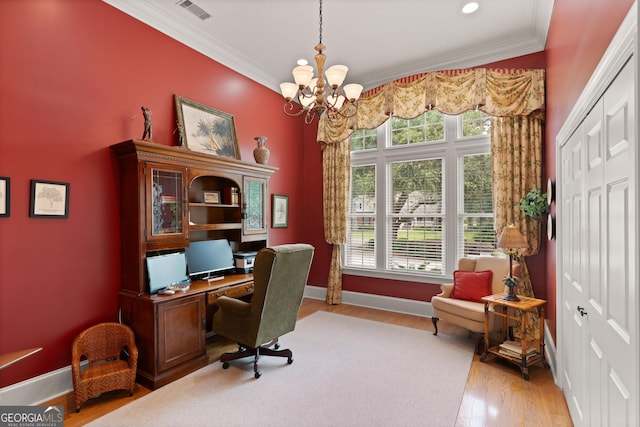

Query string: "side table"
[[480, 294, 548, 380]]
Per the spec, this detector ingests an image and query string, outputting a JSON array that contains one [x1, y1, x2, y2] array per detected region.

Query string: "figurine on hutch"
[[141, 106, 153, 141]]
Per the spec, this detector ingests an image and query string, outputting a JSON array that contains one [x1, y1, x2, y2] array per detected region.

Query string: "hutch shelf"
[[111, 139, 277, 389]]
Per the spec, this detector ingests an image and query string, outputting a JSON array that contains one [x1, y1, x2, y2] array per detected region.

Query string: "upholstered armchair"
[[71, 322, 138, 412], [431, 256, 520, 352], [213, 244, 314, 378]]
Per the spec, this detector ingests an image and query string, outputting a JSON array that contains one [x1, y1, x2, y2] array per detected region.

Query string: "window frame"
[[344, 112, 492, 284]]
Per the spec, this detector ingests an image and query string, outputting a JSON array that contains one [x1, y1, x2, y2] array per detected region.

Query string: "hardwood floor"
[[46, 298, 573, 426]]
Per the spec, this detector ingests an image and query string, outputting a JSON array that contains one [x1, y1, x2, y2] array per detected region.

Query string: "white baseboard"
[[0, 363, 73, 406], [304, 285, 433, 318], [543, 321, 558, 384]]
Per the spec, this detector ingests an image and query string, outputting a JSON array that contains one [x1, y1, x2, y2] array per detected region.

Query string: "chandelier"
[[279, 0, 363, 124]]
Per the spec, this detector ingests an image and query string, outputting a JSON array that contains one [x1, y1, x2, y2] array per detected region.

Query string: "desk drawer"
[[207, 281, 254, 305]]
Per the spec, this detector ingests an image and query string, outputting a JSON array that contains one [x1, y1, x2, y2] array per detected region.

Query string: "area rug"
[[87, 311, 474, 427]]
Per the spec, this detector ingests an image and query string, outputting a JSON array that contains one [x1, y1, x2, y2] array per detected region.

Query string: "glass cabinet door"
[[146, 163, 188, 244], [243, 177, 267, 236]]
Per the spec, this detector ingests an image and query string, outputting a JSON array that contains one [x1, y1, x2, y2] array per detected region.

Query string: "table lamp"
[[497, 224, 529, 301]]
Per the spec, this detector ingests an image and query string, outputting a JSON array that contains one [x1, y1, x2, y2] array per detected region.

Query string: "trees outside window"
[[345, 111, 495, 281]]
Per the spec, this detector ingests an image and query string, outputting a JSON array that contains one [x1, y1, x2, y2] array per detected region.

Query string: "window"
[[346, 164, 376, 268], [345, 110, 495, 282]]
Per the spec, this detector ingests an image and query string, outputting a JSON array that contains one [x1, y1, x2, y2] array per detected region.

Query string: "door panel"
[[601, 58, 635, 426], [561, 125, 588, 424], [560, 57, 636, 427], [587, 338, 604, 426]]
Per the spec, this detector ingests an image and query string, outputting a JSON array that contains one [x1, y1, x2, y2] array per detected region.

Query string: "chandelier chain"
[[318, 0, 323, 45]]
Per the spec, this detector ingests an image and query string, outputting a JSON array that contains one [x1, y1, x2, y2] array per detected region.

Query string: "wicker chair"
[[71, 322, 138, 412]]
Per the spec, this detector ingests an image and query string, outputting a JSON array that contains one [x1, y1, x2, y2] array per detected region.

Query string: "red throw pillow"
[[451, 270, 493, 303]]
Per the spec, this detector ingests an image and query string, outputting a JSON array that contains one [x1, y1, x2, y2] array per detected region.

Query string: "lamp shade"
[[343, 83, 363, 102], [325, 65, 348, 87], [300, 95, 316, 110], [292, 65, 314, 87], [497, 225, 528, 250], [280, 82, 299, 101]]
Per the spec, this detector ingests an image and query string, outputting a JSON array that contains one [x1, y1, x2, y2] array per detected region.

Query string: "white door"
[[559, 57, 637, 427], [559, 101, 590, 425]]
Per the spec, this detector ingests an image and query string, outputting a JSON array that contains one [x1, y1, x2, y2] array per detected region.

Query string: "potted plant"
[[519, 188, 550, 220]]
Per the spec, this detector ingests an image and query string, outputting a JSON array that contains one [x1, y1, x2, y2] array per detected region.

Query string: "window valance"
[[318, 68, 545, 143]]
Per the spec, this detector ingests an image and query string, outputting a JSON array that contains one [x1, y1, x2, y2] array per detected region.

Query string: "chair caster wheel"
[[255, 371, 262, 379], [222, 362, 230, 369], [287, 357, 293, 364]]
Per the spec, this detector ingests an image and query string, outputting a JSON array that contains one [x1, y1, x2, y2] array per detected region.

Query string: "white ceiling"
[[103, 0, 554, 93]]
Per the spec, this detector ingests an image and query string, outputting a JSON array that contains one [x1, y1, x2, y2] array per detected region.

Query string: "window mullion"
[[377, 122, 389, 269]]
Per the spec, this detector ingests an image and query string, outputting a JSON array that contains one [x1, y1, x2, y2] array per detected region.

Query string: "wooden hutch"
[[111, 139, 277, 389]]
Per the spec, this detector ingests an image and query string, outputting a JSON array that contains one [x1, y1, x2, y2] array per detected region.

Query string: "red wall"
[[0, 0, 304, 387], [542, 0, 634, 340]]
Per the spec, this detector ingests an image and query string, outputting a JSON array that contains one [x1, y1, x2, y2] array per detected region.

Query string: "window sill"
[[342, 267, 451, 285]]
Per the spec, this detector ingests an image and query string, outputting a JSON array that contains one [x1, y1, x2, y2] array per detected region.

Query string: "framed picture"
[[272, 194, 288, 228], [174, 94, 240, 159], [203, 191, 221, 204], [0, 177, 9, 217], [30, 180, 69, 218]]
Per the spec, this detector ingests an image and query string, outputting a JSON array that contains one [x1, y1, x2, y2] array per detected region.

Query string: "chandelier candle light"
[[280, 0, 363, 124]]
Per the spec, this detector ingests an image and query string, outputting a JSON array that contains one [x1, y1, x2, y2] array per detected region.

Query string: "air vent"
[[177, 0, 211, 20]]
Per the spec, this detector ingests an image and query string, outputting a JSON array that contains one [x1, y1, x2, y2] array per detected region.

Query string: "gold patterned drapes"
[[320, 136, 350, 305], [317, 105, 356, 305], [491, 114, 544, 255], [491, 114, 544, 338], [318, 68, 545, 305]]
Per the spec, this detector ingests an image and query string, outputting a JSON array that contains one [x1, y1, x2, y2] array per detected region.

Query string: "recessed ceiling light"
[[462, 2, 479, 14], [297, 59, 308, 66]]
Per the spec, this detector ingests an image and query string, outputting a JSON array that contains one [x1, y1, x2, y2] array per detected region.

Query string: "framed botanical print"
[[30, 180, 70, 218], [272, 194, 288, 228]]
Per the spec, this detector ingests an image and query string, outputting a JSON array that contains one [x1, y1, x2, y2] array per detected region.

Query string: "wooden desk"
[[480, 294, 548, 380], [119, 273, 254, 389], [146, 274, 255, 303], [0, 347, 42, 370]]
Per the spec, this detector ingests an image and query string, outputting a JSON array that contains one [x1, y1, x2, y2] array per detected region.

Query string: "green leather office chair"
[[213, 244, 314, 378]]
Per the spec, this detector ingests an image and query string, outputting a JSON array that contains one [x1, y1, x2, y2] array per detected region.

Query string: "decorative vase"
[[253, 136, 270, 165]]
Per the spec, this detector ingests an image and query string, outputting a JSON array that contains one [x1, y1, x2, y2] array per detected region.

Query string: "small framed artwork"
[[30, 180, 70, 218], [272, 194, 289, 228], [174, 94, 241, 159], [0, 177, 10, 217], [203, 191, 221, 204]]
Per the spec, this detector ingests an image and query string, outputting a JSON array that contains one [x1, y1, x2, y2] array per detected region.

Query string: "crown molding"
[[103, 0, 554, 94]]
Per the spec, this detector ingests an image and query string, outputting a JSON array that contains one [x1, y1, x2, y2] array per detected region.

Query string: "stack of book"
[[498, 340, 537, 360]]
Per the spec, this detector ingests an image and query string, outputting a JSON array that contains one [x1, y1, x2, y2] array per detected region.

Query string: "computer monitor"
[[146, 252, 190, 294], [185, 239, 235, 279]]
